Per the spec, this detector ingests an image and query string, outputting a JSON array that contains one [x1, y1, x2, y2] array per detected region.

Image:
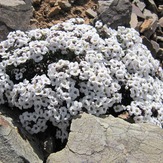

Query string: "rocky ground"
[[129, 0, 163, 64], [0, 0, 163, 163], [30, 0, 163, 63], [0, 0, 162, 62], [31, 0, 98, 28]]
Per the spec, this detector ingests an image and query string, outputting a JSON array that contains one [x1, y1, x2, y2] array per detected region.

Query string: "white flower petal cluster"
[[0, 18, 163, 141]]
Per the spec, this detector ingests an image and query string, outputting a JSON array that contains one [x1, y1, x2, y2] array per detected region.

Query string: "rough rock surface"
[[0, 0, 32, 41], [97, 0, 132, 29], [0, 0, 32, 30], [130, 0, 163, 62], [0, 22, 12, 41], [47, 113, 163, 163], [0, 105, 43, 163]]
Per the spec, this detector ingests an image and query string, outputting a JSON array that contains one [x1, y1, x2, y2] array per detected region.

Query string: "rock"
[[0, 0, 32, 30], [47, 113, 163, 163], [49, 0, 55, 6], [74, 0, 89, 5], [85, 8, 97, 18], [0, 23, 12, 41], [157, 48, 163, 61], [58, 0, 71, 11], [142, 36, 157, 57], [30, 18, 39, 25], [130, 12, 138, 28], [143, 8, 158, 20], [145, 0, 158, 14], [135, 21, 143, 31], [98, 0, 114, 10], [47, 6, 61, 17], [0, 105, 44, 163], [157, 36, 163, 42], [47, 22, 54, 27], [133, 0, 146, 11], [68, 0, 75, 4], [140, 17, 158, 38], [97, 0, 132, 29], [132, 3, 145, 19], [158, 5, 163, 12], [32, 0, 41, 5], [151, 40, 160, 53], [159, 17, 163, 28], [140, 18, 153, 33]]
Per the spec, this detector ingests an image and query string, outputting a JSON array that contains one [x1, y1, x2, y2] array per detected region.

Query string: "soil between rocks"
[[31, 0, 98, 28]]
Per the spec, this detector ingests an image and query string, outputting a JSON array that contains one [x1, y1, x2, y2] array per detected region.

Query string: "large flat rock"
[[0, 105, 43, 163], [47, 113, 163, 163]]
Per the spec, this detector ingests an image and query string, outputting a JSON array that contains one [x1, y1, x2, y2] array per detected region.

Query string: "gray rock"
[[0, 0, 33, 30], [159, 17, 163, 27], [132, 3, 145, 19], [0, 23, 12, 41], [47, 113, 163, 163], [86, 8, 97, 18], [130, 12, 138, 28], [133, 0, 146, 11], [151, 40, 160, 53], [142, 36, 158, 58], [98, 0, 114, 11], [143, 8, 158, 20], [97, 0, 132, 29], [0, 105, 43, 163]]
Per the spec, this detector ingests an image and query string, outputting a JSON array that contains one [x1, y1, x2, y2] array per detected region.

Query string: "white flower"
[[15, 72, 23, 80], [114, 105, 126, 113], [95, 21, 103, 29], [69, 88, 79, 100], [31, 53, 43, 62]]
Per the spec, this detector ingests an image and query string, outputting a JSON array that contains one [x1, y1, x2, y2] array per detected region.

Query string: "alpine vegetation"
[[0, 18, 163, 141]]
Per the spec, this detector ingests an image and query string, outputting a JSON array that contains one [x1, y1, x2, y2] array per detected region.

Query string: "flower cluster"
[[0, 18, 163, 141]]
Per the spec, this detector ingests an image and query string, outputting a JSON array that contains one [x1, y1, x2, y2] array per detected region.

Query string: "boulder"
[[0, 0, 32, 31], [97, 0, 132, 29], [0, 23, 12, 41], [47, 113, 163, 163], [0, 105, 43, 163], [0, 0, 33, 41]]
